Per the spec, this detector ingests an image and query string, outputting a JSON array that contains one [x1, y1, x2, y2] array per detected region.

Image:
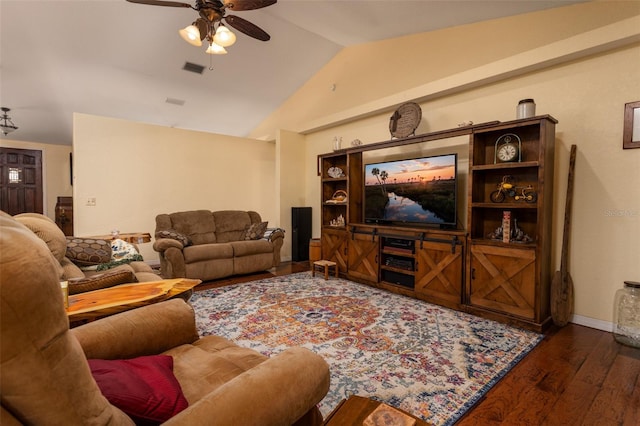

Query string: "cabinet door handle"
[[471, 268, 476, 280]]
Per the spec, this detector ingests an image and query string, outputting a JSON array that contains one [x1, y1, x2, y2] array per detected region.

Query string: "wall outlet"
[[86, 197, 96, 206]]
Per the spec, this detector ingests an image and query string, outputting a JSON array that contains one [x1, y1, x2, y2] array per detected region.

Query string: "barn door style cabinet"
[[343, 224, 465, 310], [318, 116, 556, 331], [466, 116, 556, 331]]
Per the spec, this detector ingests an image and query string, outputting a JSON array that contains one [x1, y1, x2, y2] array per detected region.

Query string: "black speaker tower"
[[291, 207, 312, 261]]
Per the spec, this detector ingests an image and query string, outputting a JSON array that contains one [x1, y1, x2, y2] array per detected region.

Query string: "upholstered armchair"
[[11, 212, 160, 294], [0, 213, 330, 425]]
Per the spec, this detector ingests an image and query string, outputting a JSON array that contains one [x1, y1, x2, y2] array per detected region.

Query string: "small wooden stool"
[[312, 260, 339, 280]]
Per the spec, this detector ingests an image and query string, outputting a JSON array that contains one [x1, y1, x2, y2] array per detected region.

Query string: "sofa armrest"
[[153, 239, 187, 278], [264, 228, 284, 243], [67, 268, 135, 295], [164, 347, 330, 426], [153, 237, 184, 252], [266, 228, 285, 267], [71, 299, 199, 360]]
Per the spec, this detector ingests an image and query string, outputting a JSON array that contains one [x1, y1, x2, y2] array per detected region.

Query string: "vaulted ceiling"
[[1, 0, 585, 145]]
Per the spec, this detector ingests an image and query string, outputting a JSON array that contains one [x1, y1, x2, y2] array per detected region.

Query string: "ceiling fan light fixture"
[[179, 24, 202, 46], [206, 42, 227, 55], [213, 25, 236, 47], [0, 107, 18, 136]]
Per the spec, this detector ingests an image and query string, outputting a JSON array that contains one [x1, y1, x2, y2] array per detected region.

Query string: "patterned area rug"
[[190, 272, 542, 425]]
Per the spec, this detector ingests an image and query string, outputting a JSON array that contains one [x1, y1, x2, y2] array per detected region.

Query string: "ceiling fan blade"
[[195, 18, 209, 40], [225, 15, 270, 41], [125, 0, 193, 8], [222, 0, 276, 11]]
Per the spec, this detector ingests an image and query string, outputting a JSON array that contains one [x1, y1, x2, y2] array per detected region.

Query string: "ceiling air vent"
[[183, 62, 205, 74], [165, 97, 186, 106]]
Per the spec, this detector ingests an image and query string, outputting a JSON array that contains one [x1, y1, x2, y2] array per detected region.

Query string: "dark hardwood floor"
[[195, 262, 640, 425]]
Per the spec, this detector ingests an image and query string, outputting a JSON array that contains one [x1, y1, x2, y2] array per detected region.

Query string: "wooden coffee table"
[[66, 278, 200, 323], [323, 396, 431, 425]]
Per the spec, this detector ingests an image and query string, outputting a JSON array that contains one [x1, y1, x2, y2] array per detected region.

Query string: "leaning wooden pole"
[[551, 145, 577, 327]]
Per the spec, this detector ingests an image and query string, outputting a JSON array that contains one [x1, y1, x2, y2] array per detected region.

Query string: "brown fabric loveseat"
[[154, 210, 284, 281], [1, 212, 330, 425]]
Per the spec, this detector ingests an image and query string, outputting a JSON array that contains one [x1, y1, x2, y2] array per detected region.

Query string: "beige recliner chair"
[[0, 213, 330, 425], [12, 212, 161, 294]]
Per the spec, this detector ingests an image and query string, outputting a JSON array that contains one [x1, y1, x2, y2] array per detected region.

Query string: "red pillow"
[[88, 355, 188, 425]]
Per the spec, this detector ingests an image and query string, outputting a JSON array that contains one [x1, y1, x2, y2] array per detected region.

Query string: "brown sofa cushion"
[[230, 239, 273, 257], [212, 210, 253, 243], [183, 243, 233, 263], [165, 335, 268, 403], [165, 210, 217, 245], [67, 269, 135, 295], [66, 237, 112, 266], [242, 221, 268, 240]]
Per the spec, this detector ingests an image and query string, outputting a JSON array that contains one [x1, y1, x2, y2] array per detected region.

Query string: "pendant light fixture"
[[0, 107, 18, 136]]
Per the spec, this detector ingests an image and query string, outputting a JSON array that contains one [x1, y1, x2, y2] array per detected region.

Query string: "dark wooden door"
[[0, 147, 43, 215]]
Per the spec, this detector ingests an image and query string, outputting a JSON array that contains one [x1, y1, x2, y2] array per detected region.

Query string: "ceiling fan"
[[126, 0, 276, 54]]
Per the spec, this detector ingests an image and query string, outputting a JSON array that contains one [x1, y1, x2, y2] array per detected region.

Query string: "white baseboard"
[[570, 314, 613, 332]]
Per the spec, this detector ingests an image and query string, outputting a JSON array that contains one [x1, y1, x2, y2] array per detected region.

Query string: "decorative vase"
[[333, 137, 342, 151], [517, 99, 536, 119], [613, 281, 640, 348]]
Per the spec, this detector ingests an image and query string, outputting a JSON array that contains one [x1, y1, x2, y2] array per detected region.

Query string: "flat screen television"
[[364, 153, 458, 227]]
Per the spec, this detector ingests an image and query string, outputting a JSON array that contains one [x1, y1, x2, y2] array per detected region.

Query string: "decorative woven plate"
[[389, 102, 422, 138]]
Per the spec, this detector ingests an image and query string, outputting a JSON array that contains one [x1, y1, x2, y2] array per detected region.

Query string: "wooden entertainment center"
[[319, 116, 557, 332]]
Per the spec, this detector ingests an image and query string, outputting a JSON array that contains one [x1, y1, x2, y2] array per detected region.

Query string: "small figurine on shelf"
[[511, 219, 533, 243], [330, 214, 345, 227], [490, 175, 538, 203], [487, 216, 533, 243]]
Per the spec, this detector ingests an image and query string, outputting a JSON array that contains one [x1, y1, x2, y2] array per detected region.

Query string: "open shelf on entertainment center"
[[318, 116, 556, 332]]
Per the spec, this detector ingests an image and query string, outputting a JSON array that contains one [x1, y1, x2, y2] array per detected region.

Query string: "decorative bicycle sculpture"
[[490, 175, 538, 203]]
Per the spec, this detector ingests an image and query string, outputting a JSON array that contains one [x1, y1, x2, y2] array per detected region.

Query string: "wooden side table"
[[87, 232, 152, 244], [323, 396, 431, 425], [312, 260, 339, 280], [66, 278, 200, 324]]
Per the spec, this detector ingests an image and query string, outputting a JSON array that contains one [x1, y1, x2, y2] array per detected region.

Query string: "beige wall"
[[276, 130, 308, 260], [0, 139, 72, 220], [250, 1, 640, 140], [265, 4, 640, 329], [72, 113, 277, 262]]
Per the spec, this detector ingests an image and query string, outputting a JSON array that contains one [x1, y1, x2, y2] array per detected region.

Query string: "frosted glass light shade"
[[206, 42, 227, 55], [213, 26, 236, 47], [179, 25, 202, 46]]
